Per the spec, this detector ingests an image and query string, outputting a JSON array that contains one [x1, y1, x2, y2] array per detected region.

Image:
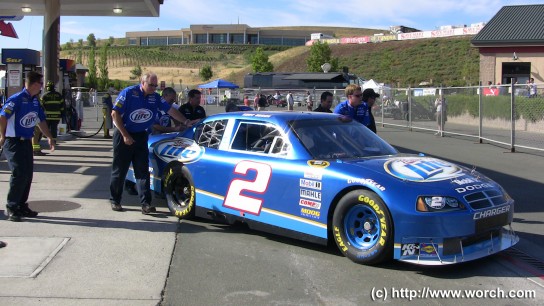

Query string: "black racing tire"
[[163, 163, 196, 219], [332, 190, 393, 265]]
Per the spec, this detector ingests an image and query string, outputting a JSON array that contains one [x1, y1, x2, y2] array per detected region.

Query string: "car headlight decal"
[[416, 196, 465, 212]]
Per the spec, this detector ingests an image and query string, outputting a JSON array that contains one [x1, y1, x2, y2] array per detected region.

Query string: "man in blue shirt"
[[333, 85, 379, 133], [109, 72, 190, 214], [0, 71, 55, 222]]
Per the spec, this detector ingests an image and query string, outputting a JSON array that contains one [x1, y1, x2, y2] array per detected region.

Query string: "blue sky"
[[1, 0, 542, 51]]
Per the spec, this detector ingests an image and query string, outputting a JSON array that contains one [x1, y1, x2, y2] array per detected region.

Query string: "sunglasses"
[[147, 83, 158, 87], [351, 94, 362, 98]]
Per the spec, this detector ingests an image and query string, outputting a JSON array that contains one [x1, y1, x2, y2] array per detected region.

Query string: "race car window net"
[[290, 119, 398, 159], [194, 119, 227, 149], [230, 122, 289, 155]]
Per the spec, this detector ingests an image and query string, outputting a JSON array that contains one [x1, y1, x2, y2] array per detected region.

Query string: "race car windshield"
[[291, 119, 398, 159]]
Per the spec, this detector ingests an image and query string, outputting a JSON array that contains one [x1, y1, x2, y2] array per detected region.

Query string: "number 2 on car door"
[[223, 160, 272, 215]]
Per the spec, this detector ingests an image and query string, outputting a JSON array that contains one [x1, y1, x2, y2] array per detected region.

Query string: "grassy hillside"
[[61, 32, 480, 88], [274, 36, 480, 87]]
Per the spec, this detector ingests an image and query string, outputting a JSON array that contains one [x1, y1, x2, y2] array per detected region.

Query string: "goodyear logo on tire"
[[384, 157, 463, 182]]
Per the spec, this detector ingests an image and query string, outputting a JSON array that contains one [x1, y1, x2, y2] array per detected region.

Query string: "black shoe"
[[5, 207, 22, 222], [125, 182, 138, 195], [111, 202, 123, 212], [104, 135, 112, 139], [141, 204, 156, 215], [20, 203, 39, 217], [0, 241, 6, 248], [33, 151, 46, 156]]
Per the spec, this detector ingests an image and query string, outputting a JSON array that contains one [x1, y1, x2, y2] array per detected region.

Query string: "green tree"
[[199, 64, 213, 81], [65, 39, 73, 50], [88, 47, 97, 89], [76, 39, 83, 64], [87, 33, 96, 48], [98, 45, 109, 91], [108, 36, 115, 46], [306, 41, 339, 72], [129, 64, 142, 80], [251, 47, 274, 72]]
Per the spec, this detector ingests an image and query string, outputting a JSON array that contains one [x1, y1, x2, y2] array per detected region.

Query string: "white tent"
[[363, 79, 392, 103], [362, 79, 381, 91]]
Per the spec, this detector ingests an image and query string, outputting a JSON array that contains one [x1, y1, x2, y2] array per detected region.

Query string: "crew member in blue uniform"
[[178, 89, 206, 126], [109, 72, 191, 214], [333, 85, 378, 133], [0, 71, 55, 222]]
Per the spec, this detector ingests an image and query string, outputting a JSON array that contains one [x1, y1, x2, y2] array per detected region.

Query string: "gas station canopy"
[[0, 0, 163, 17]]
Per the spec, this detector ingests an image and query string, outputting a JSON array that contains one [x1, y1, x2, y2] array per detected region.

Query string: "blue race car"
[[133, 111, 518, 265]]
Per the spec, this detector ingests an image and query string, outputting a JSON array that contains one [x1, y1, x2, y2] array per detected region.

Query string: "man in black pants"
[[109, 72, 190, 214], [0, 71, 55, 222]]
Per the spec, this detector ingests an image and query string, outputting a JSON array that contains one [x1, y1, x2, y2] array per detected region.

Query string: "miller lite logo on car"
[[129, 109, 153, 123], [19, 112, 39, 128]]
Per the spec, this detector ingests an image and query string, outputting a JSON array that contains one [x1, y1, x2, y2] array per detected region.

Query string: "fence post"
[[478, 81, 483, 143], [510, 82, 515, 152], [407, 86, 412, 131]]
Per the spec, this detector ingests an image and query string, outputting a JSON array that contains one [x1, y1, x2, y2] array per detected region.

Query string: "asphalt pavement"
[[0, 104, 542, 305]]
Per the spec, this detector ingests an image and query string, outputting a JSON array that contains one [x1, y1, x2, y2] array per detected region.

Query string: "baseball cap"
[[362, 88, 380, 99]]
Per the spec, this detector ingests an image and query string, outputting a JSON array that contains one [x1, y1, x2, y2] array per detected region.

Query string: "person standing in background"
[[0, 71, 55, 222], [178, 89, 206, 126], [306, 91, 313, 111], [286, 91, 294, 111], [313, 91, 333, 113]]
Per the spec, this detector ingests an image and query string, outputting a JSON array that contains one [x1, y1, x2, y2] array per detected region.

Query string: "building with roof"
[[126, 24, 332, 47], [471, 4, 544, 85]]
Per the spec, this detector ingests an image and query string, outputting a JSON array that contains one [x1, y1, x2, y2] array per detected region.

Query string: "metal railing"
[[374, 83, 544, 153]]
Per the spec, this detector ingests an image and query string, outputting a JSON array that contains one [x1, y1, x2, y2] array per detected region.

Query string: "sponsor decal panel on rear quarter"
[[299, 199, 321, 209]]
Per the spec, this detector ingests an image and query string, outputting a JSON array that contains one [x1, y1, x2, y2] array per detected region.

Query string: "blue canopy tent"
[[198, 79, 240, 106], [198, 79, 239, 89]]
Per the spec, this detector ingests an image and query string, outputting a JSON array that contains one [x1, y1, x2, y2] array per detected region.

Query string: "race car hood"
[[334, 155, 500, 194]]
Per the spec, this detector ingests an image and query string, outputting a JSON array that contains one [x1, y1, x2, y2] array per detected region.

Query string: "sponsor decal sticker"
[[304, 170, 322, 180], [455, 183, 493, 193], [300, 208, 320, 219], [299, 199, 321, 209], [307, 160, 330, 168], [19, 112, 39, 128], [473, 205, 510, 220], [419, 243, 438, 257], [401, 243, 419, 256], [451, 177, 479, 186], [300, 189, 321, 201], [154, 138, 204, 164], [384, 157, 463, 182], [299, 178, 322, 190], [347, 177, 386, 191], [129, 108, 153, 123]]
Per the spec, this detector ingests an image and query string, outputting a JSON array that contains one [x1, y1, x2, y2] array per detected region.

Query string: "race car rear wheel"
[[332, 190, 393, 265], [163, 163, 195, 219]]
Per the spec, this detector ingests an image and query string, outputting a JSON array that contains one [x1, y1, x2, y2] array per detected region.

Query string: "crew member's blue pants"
[[109, 130, 151, 206], [4, 137, 33, 209]]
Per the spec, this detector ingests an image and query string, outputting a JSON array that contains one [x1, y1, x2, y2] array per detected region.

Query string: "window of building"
[[210, 34, 227, 44], [168, 37, 183, 45], [231, 34, 244, 44], [194, 34, 207, 44], [128, 38, 138, 45], [140, 37, 148, 46], [148, 37, 167, 46]]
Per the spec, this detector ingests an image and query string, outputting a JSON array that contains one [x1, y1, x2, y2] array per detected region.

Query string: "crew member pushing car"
[[109, 72, 191, 214]]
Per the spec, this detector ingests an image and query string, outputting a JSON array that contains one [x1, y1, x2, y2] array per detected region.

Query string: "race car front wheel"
[[163, 163, 196, 219], [332, 190, 393, 265]]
